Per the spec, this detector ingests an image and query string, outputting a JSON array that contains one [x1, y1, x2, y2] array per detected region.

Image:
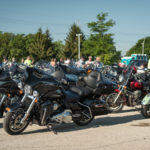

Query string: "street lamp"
[[141, 38, 145, 54], [76, 33, 82, 59]]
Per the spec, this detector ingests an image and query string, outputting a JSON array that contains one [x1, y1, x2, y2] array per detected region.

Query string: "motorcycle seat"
[[70, 86, 92, 97], [65, 86, 92, 102], [83, 71, 101, 89], [97, 77, 115, 87]]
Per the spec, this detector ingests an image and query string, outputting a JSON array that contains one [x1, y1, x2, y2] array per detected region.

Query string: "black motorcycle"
[[3, 66, 110, 135], [0, 65, 24, 118]]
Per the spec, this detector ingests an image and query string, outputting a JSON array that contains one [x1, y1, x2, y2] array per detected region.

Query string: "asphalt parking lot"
[[0, 106, 150, 150]]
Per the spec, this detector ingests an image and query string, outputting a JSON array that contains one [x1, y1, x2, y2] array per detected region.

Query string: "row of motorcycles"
[[0, 60, 150, 135]]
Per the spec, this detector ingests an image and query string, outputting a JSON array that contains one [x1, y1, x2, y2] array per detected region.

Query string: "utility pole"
[[76, 33, 82, 59], [141, 38, 145, 54]]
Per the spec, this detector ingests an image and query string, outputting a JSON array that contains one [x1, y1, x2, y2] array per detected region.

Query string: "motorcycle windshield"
[[121, 60, 138, 85], [35, 60, 55, 74]]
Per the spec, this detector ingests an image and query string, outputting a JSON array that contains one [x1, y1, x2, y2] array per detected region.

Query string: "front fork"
[[113, 87, 124, 104], [20, 94, 38, 124], [0, 95, 7, 117], [0, 95, 6, 108]]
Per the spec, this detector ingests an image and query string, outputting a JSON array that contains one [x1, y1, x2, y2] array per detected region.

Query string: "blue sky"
[[0, 0, 150, 55]]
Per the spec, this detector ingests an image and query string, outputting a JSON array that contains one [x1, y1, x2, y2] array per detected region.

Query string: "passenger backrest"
[[83, 71, 101, 89], [51, 70, 65, 81]]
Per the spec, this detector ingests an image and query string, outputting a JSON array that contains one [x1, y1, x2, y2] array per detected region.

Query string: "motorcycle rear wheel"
[[106, 93, 124, 113], [73, 110, 94, 126], [141, 105, 150, 118], [3, 108, 30, 135]]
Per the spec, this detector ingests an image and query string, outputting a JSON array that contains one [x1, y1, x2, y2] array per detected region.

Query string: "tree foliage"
[[28, 28, 54, 61], [83, 12, 121, 64], [0, 32, 14, 60], [0, 13, 122, 64], [0, 28, 55, 62], [126, 37, 150, 58], [9, 34, 27, 61], [64, 23, 85, 58], [53, 40, 65, 59]]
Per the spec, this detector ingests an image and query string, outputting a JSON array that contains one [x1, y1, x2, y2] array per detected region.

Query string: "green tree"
[[29, 28, 55, 61], [0, 32, 14, 61], [9, 34, 27, 61], [64, 23, 85, 58], [126, 37, 150, 58], [53, 40, 65, 59], [83, 12, 120, 64], [29, 28, 46, 61], [25, 33, 35, 58], [44, 29, 55, 60]]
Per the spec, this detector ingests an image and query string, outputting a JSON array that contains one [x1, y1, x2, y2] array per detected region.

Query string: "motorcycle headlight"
[[18, 82, 23, 89], [33, 90, 39, 97], [24, 85, 32, 95], [119, 75, 124, 83]]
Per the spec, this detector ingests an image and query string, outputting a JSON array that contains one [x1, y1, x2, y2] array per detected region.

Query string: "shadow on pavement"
[[22, 113, 144, 135], [120, 107, 141, 113]]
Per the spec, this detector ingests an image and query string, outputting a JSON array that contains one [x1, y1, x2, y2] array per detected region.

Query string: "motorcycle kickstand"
[[46, 125, 57, 135]]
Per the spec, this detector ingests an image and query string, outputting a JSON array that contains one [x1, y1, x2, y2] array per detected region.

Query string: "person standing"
[[24, 56, 32, 67], [64, 58, 71, 66], [21, 58, 24, 64], [94, 56, 103, 69], [148, 59, 150, 69], [59, 58, 64, 64], [85, 56, 94, 67], [50, 58, 57, 67], [2, 57, 8, 66], [76, 57, 85, 68]]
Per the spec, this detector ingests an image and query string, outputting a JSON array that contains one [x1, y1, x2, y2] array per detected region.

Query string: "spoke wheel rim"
[[9, 109, 28, 132]]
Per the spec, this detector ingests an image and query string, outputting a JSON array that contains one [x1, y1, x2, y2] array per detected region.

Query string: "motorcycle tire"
[[73, 110, 94, 126], [141, 105, 150, 118], [3, 108, 30, 135], [73, 116, 94, 126], [106, 93, 124, 113]]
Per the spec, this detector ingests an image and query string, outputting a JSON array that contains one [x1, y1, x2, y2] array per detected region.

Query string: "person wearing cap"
[[85, 56, 94, 67]]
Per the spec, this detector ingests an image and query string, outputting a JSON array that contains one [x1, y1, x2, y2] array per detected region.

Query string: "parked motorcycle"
[[106, 60, 149, 113], [3, 66, 110, 135], [0, 64, 24, 118], [141, 93, 150, 118]]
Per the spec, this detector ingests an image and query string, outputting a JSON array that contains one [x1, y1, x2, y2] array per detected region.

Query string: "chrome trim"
[[77, 102, 93, 119], [41, 108, 47, 125], [0, 95, 6, 107], [21, 97, 38, 124], [21, 93, 28, 103], [113, 87, 123, 104]]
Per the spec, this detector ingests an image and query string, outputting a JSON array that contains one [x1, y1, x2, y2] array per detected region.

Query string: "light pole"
[[76, 34, 82, 59], [141, 38, 145, 54]]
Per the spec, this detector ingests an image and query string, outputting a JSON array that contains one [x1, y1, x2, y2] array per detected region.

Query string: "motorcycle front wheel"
[[3, 108, 30, 135], [106, 93, 124, 113], [141, 105, 150, 118]]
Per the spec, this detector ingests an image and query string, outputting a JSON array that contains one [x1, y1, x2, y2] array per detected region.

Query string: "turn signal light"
[[19, 90, 23, 94], [34, 99, 38, 103], [88, 69, 92, 73], [123, 86, 127, 89], [6, 107, 10, 112]]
